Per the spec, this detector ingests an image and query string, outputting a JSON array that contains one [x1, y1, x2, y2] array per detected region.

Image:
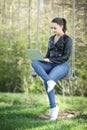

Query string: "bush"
[[0, 31, 30, 92]]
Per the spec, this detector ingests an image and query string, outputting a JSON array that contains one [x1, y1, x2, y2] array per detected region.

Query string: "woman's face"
[[50, 22, 63, 35]]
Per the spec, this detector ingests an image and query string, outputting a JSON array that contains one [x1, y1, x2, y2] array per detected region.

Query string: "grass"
[[0, 92, 87, 130]]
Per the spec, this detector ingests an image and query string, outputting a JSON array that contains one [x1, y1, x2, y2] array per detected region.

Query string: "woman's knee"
[[32, 60, 39, 68]]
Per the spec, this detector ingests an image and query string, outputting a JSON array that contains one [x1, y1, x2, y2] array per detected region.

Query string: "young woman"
[[32, 17, 72, 120]]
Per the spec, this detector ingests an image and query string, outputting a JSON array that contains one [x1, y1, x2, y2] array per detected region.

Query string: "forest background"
[[0, 0, 87, 96]]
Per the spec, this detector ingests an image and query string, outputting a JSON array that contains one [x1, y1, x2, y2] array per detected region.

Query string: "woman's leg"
[[49, 61, 70, 82], [44, 81, 59, 120], [44, 81, 56, 108], [32, 60, 53, 82], [44, 62, 70, 120]]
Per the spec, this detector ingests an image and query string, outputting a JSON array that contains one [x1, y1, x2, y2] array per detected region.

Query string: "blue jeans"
[[32, 60, 70, 108]]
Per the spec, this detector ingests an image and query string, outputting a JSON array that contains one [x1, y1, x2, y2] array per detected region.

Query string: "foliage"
[[75, 45, 87, 96], [0, 30, 30, 92], [29, 76, 45, 93], [0, 0, 87, 95]]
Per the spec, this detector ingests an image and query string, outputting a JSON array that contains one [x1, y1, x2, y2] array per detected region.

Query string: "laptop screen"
[[26, 49, 44, 61]]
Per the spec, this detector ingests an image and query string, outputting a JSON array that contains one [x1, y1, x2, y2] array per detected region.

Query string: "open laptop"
[[26, 49, 44, 61], [26, 49, 52, 64]]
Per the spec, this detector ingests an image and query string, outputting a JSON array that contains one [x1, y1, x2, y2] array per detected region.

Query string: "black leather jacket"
[[45, 34, 72, 64]]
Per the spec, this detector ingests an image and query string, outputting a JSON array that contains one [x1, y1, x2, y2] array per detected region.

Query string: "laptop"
[[26, 49, 44, 61]]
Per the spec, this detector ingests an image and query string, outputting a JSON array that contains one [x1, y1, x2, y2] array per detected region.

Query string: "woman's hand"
[[44, 58, 50, 62]]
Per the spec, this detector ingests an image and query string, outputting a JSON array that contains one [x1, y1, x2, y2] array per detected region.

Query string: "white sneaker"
[[47, 80, 56, 93], [50, 106, 59, 120]]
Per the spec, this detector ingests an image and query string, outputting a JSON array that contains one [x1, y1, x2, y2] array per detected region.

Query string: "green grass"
[[0, 92, 87, 130]]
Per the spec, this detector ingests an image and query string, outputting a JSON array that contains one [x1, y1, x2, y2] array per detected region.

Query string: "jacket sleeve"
[[50, 37, 73, 63], [45, 49, 50, 58]]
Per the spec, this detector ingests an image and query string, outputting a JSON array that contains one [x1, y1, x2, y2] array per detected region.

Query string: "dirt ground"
[[39, 110, 82, 120]]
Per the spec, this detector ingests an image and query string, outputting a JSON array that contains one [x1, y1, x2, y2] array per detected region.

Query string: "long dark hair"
[[51, 17, 67, 33]]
